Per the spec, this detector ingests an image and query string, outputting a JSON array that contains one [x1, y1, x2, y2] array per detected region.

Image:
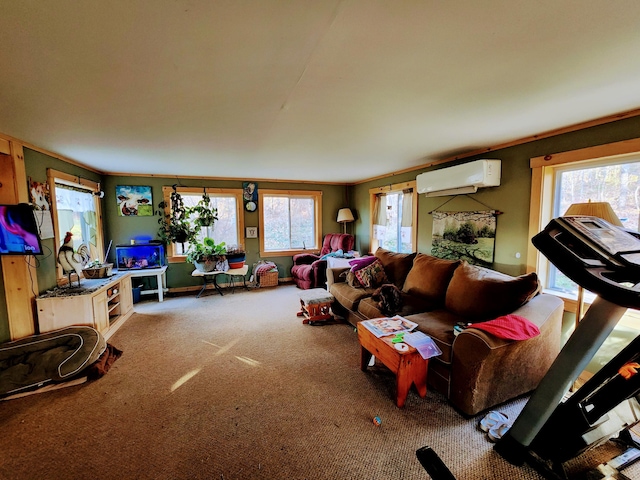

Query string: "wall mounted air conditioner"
[[416, 159, 501, 197]]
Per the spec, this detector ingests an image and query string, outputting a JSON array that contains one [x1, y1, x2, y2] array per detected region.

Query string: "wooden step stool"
[[298, 288, 334, 325]]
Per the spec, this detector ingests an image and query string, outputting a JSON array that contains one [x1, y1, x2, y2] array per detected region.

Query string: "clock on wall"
[[243, 181, 258, 212]]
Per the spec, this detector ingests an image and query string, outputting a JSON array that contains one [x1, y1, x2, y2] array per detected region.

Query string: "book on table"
[[361, 315, 418, 338]]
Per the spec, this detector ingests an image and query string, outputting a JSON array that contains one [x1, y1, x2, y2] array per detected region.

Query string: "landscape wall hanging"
[[431, 210, 497, 267], [116, 185, 153, 216]]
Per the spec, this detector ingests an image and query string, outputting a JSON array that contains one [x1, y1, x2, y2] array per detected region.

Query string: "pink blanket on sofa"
[[469, 314, 540, 340]]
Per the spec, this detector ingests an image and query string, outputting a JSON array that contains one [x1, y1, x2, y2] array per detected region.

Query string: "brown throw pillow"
[[374, 248, 417, 289], [402, 253, 460, 304], [445, 261, 540, 321]]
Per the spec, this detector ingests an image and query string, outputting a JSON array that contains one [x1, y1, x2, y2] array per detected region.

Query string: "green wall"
[[2, 115, 640, 342], [103, 176, 347, 291], [23, 149, 105, 292], [0, 148, 104, 343], [351, 115, 640, 276]]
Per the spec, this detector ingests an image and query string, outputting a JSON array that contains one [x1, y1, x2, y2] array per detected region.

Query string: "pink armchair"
[[291, 233, 355, 289]]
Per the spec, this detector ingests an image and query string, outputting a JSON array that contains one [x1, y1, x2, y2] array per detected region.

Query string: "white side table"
[[117, 266, 168, 302], [191, 265, 249, 298]]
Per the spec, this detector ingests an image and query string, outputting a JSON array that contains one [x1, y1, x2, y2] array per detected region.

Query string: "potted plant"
[[225, 245, 246, 269], [189, 191, 218, 228], [186, 237, 227, 272], [157, 185, 197, 247]]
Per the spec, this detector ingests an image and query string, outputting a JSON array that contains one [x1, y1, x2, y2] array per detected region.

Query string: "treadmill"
[[495, 215, 640, 478]]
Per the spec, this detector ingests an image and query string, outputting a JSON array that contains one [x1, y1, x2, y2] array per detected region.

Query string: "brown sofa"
[[327, 248, 564, 416]]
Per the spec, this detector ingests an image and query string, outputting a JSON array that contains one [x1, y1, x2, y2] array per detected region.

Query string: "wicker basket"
[[82, 263, 113, 279], [258, 271, 278, 287]]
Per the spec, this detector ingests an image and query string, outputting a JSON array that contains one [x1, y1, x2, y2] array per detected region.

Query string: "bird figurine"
[[57, 231, 91, 287]]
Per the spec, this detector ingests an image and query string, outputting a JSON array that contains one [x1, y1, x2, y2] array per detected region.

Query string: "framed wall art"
[[431, 210, 497, 267], [116, 185, 153, 216]]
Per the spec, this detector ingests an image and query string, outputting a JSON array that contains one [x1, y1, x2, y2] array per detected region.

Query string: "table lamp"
[[564, 200, 623, 325]]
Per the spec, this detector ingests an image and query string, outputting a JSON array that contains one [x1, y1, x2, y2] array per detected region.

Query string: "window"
[[370, 181, 417, 253], [528, 138, 640, 306], [163, 187, 244, 259], [259, 189, 322, 256], [48, 169, 104, 284], [549, 160, 640, 295]]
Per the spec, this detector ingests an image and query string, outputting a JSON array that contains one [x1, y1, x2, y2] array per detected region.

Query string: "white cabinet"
[[36, 273, 134, 340]]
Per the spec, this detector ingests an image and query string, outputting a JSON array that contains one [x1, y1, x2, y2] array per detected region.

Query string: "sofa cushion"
[[354, 259, 389, 288], [374, 248, 417, 289], [406, 309, 463, 364], [329, 282, 375, 311], [358, 293, 441, 320], [402, 254, 460, 305], [445, 262, 540, 321]]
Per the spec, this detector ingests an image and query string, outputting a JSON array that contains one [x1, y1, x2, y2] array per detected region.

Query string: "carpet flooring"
[[1, 285, 638, 479]]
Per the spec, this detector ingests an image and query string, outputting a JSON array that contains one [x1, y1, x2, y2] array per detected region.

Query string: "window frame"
[[258, 189, 322, 257], [527, 138, 640, 312], [47, 168, 104, 285], [369, 180, 418, 253], [163, 186, 245, 263]]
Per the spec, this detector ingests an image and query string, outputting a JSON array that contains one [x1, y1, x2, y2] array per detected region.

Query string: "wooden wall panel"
[[0, 143, 38, 339]]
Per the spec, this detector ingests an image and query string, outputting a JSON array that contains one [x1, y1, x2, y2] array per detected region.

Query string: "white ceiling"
[[2, 1, 640, 184]]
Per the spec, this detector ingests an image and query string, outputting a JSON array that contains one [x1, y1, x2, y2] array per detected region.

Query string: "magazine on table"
[[403, 331, 443, 360], [361, 315, 418, 338]]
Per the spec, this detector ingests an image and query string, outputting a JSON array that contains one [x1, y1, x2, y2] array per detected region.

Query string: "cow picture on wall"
[[116, 185, 153, 216]]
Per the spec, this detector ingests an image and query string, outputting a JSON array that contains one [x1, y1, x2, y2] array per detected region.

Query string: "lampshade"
[[337, 208, 355, 223], [563, 200, 622, 330], [564, 200, 623, 226]]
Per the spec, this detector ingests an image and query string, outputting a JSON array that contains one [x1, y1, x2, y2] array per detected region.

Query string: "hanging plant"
[[157, 185, 197, 247], [189, 191, 218, 228]]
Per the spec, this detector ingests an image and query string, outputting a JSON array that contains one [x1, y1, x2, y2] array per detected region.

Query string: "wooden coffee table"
[[357, 322, 428, 408]]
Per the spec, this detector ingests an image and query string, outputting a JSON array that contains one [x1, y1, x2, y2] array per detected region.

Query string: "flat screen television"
[[0, 204, 43, 255]]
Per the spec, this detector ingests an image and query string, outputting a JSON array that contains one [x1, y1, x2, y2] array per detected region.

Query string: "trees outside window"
[[550, 159, 640, 295], [370, 181, 417, 254], [48, 169, 104, 284], [259, 190, 322, 256], [162, 187, 244, 259]]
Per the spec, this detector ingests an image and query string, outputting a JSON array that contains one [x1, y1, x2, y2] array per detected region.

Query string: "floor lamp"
[[564, 200, 623, 326], [337, 208, 354, 234]]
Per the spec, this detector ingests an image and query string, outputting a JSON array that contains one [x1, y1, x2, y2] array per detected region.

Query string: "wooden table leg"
[[360, 346, 373, 372], [414, 359, 428, 398], [395, 355, 428, 408]]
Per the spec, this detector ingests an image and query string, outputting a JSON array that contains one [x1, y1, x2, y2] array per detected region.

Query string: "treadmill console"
[[532, 216, 640, 309]]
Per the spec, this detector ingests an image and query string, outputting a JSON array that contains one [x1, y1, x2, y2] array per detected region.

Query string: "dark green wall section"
[[102, 176, 347, 290], [352, 116, 640, 276], [0, 148, 103, 342], [23, 148, 104, 292], [1, 116, 639, 342], [0, 264, 8, 342]]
